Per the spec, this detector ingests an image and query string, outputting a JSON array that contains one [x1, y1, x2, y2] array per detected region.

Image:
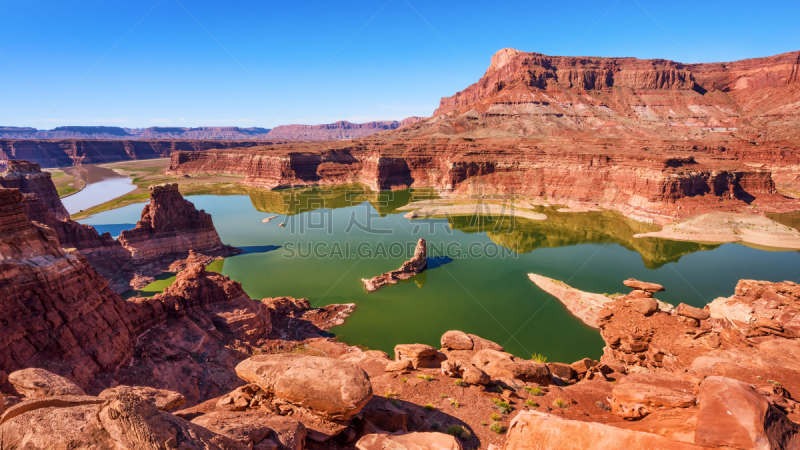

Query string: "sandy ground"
[[634, 213, 800, 250], [526, 274, 614, 328], [399, 201, 547, 221]]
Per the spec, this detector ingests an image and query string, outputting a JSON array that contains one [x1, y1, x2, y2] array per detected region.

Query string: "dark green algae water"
[[80, 186, 800, 363]]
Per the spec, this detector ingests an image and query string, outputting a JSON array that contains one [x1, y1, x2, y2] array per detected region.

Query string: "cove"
[[80, 186, 800, 363], [61, 164, 136, 214]]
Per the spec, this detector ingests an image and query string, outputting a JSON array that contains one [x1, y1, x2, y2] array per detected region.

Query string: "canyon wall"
[[167, 139, 795, 224], [0, 187, 136, 387], [0, 139, 276, 168], [427, 49, 799, 141]]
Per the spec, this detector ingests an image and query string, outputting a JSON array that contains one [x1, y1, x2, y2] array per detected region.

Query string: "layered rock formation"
[[119, 183, 241, 264], [431, 48, 800, 141], [166, 48, 800, 224], [0, 139, 273, 168], [0, 160, 68, 220], [362, 238, 427, 292], [166, 139, 798, 225], [0, 187, 135, 387], [2, 162, 240, 291]]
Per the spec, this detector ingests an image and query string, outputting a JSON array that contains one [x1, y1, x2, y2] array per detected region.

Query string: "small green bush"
[[424, 403, 436, 411], [554, 398, 566, 408], [531, 353, 548, 363], [495, 386, 504, 394], [596, 401, 610, 411], [524, 386, 543, 396], [490, 413, 501, 422], [768, 380, 783, 386], [385, 390, 397, 398], [417, 374, 435, 381], [401, 377, 408, 383], [454, 378, 464, 387], [429, 420, 441, 431], [525, 400, 538, 407], [492, 398, 512, 413], [490, 421, 505, 434], [446, 425, 470, 439], [450, 399, 461, 408]]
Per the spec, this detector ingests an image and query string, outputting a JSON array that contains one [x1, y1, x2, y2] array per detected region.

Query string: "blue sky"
[[1, 0, 798, 129]]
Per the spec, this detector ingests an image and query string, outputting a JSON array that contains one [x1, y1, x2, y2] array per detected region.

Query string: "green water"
[[81, 186, 800, 363]]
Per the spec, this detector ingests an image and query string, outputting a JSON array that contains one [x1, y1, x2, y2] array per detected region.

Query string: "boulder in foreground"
[[235, 354, 373, 441]]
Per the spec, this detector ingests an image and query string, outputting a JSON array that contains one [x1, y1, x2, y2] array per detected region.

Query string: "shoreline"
[[634, 212, 800, 250]]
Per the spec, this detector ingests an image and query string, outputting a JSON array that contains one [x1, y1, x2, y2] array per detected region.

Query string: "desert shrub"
[[531, 353, 548, 363], [490, 422, 505, 434]]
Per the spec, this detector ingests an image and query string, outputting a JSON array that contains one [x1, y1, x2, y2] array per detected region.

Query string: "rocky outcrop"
[[119, 183, 241, 264], [363, 238, 427, 292], [0, 378, 248, 450], [0, 187, 136, 387], [528, 274, 615, 328], [151, 264, 271, 341], [0, 159, 68, 219], [99, 385, 186, 411], [119, 264, 272, 406]]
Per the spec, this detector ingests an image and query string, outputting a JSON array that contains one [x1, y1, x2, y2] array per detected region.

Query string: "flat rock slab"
[[100, 385, 186, 411], [356, 432, 462, 450]]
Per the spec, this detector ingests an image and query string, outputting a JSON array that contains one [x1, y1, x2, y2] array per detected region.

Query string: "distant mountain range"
[[0, 119, 421, 141]]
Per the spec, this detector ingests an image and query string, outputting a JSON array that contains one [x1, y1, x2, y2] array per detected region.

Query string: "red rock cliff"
[[118, 183, 240, 263], [0, 187, 135, 388], [0, 159, 69, 220]]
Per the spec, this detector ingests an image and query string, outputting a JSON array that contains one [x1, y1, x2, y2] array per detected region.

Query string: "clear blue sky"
[[1, 0, 798, 129]]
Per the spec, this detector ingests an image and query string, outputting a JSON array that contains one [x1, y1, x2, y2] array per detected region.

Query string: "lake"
[[79, 186, 800, 363]]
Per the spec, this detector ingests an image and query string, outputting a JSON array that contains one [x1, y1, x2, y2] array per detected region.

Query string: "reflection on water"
[[62, 164, 135, 214], [83, 187, 800, 362], [248, 184, 436, 217], [767, 211, 800, 232], [449, 210, 721, 269]]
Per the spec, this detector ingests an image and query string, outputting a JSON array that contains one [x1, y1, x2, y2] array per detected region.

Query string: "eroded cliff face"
[[162, 49, 800, 225], [118, 183, 240, 264], [0, 160, 69, 220], [0, 188, 135, 387], [429, 48, 800, 141], [167, 138, 796, 224]]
